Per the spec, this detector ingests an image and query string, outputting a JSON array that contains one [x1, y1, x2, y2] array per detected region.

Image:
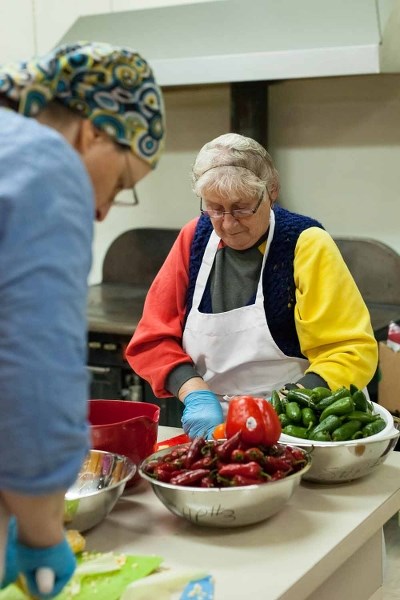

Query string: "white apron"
[[182, 210, 308, 407]]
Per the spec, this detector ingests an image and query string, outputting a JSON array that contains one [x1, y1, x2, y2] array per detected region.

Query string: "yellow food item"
[[66, 529, 86, 554]]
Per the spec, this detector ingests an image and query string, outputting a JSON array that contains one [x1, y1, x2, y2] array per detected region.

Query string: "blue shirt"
[[0, 109, 94, 494]]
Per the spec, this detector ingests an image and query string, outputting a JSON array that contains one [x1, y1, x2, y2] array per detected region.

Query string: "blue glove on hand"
[[182, 390, 224, 439], [1, 517, 18, 589], [16, 536, 76, 599]]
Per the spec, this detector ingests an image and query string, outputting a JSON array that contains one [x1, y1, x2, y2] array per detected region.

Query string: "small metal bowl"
[[139, 444, 311, 528], [64, 450, 136, 532]]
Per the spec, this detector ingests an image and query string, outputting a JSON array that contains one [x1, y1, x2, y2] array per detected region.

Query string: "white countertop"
[[85, 427, 400, 600]]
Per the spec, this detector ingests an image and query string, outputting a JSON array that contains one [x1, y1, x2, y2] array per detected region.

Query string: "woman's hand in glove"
[[182, 390, 224, 440], [15, 536, 76, 598], [1, 517, 18, 589]]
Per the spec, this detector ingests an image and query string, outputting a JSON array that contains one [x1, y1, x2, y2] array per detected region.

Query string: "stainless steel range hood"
[[59, 0, 400, 86]]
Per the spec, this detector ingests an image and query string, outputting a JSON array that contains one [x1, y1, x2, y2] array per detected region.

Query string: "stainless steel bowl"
[[139, 444, 311, 528], [285, 429, 399, 483], [64, 450, 136, 532]]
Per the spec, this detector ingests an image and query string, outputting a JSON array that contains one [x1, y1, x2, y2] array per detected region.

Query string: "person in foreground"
[[0, 41, 165, 597], [127, 133, 378, 440]]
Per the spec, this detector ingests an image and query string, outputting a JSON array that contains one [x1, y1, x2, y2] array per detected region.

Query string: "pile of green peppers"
[[269, 385, 387, 442]]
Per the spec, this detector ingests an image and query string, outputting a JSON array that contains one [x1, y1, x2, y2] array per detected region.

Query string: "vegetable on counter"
[[224, 395, 282, 446], [142, 433, 307, 488], [274, 385, 386, 442]]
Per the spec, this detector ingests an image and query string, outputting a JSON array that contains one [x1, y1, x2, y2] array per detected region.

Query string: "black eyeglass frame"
[[113, 150, 140, 206], [200, 191, 265, 219], [113, 187, 139, 206]]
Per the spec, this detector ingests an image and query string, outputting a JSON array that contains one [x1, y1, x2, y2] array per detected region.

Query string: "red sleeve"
[[126, 218, 198, 398]]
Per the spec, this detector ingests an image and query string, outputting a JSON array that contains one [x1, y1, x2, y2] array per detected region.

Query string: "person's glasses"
[[200, 191, 265, 219], [113, 187, 139, 206], [113, 151, 139, 207]]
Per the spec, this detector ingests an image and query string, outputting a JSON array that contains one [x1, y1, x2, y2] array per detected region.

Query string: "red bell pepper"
[[226, 395, 281, 446]]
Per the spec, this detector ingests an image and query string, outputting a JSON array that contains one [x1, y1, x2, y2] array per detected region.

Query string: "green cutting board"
[[0, 554, 163, 600]]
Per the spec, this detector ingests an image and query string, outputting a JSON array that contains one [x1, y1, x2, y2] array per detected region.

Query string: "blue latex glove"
[[182, 390, 224, 439], [15, 536, 76, 599], [1, 517, 18, 589]]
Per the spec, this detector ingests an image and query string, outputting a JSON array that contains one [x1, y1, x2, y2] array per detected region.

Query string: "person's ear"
[[269, 186, 279, 205], [73, 119, 102, 155]]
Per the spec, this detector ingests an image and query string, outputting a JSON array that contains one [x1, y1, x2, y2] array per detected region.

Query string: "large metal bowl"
[[278, 402, 400, 483], [64, 450, 136, 532], [139, 444, 311, 528], [282, 430, 399, 483]]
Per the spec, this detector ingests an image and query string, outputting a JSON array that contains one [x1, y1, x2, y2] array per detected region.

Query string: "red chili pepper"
[[191, 456, 215, 470], [201, 440, 219, 457], [184, 437, 206, 468], [200, 475, 215, 488], [226, 395, 281, 446], [231, 448, 246, 463], [215, 430, 242, 460], [154, 462, 178, 473], [231, 475, 263, 486], [218, 461, 262, 479], [285, 447, 307, 463], [170, 468, 210, 486], [153, 465, 180, 482], [263, 456, 293, 475], [244, 447, 265, 464], [168, 447, 189, 459], [144, 460, 160, 474]]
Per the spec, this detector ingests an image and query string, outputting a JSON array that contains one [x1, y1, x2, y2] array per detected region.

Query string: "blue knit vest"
[[185, 205, 324, 358]]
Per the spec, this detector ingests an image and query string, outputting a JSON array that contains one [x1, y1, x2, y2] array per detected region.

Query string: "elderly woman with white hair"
[[127, 133, 377, 440]]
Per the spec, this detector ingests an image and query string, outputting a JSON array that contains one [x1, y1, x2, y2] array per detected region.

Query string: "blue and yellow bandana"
[[0, 41, 165, 168]]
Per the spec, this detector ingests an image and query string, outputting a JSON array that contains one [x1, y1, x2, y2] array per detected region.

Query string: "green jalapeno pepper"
[[269, 390, 283, 415], [312, 386, 332, 401], [309, 414, 343, 438], [279, 413, 291, 428], [362, 418, 386, 438], [332, 420, 362, 441], [351, 390, 369, 413], [349, 383, 359, 396], [345, 411, 377, 424], [315, 387, 350, 411], [282, 424, 309, 439], [319, 397, 355, 422], [286, 401, 302, 423], [302, 407, 317, 428], [310, 430, 332, 442], [286, 390, 317, 408]]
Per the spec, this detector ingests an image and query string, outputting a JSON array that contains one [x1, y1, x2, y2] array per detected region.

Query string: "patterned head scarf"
[[0, 41, 165, 168]]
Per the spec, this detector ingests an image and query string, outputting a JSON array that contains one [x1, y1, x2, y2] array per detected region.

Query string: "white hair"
[[191, 133, 280, 201]]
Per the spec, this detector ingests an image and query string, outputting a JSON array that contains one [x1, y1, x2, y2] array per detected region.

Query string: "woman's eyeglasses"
[[113, 151, 139, 206], [113, 187, 139, 206], [200, 192, 264, 219]]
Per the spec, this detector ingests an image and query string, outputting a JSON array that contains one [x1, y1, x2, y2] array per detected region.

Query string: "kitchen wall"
[[1, 0, 400, 285]]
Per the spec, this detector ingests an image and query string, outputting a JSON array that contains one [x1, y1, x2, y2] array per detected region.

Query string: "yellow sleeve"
[[293, 227, 378, 390]]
